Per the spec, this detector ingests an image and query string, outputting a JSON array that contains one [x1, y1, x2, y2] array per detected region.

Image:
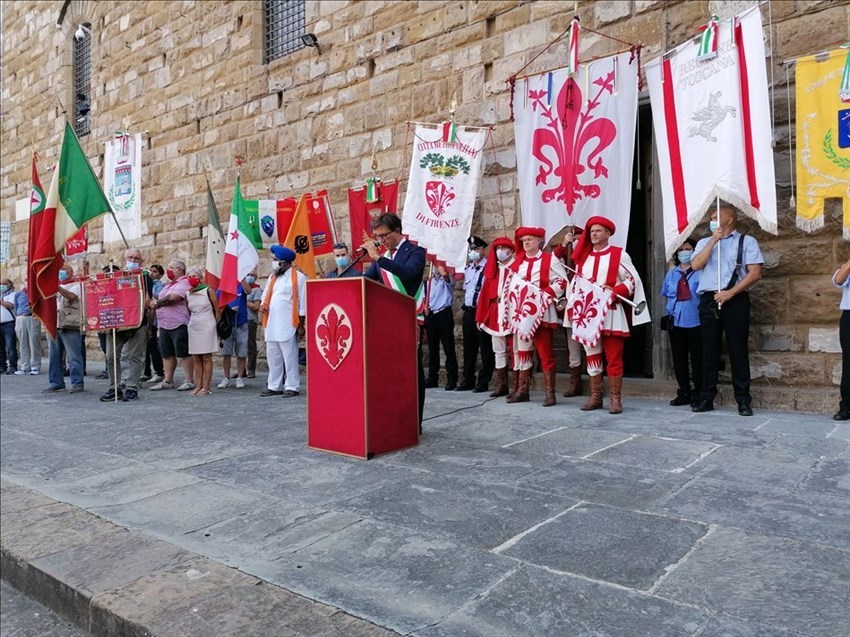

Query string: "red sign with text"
[[82, 273, 145, 331]]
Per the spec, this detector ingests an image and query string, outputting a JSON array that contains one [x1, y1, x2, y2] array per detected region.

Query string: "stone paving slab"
[[796, 456, 850, 499], [500, 426, 632, 457], [1, 580, 85, 637], [414, 564, 710, 637], [500, 503, 708, 590], [681, 444, 819, 490], [656, 476, 850, 550], [515, 457, 693, 509], [584, 434, 717, 472], [764, 433, 849, 461], [242, 519, 517, 635], [335, 472, 579, 549], [655, 527, 850, 637]]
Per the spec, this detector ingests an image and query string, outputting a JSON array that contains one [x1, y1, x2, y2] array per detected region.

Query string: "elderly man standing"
[[506, 227, 567, 406], [14, 279, 41, 375], [565, 216, 649, 414], [149, 259, 195, 391], [260, 245, 306, 397], [690, 203, 763, 416], [100, 248, 154, 402], [44, 263, 85, 393]]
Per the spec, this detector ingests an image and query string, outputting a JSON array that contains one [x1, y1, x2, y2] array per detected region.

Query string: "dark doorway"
[[624, 103, 654, 378]]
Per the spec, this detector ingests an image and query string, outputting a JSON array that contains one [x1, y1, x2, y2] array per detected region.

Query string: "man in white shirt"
[[458, 236, 494, 393], [259, 245, 307, 397]]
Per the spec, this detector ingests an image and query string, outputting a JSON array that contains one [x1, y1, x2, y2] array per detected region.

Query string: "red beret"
[[491, 237, 514, 250], [515, 226, 546, 239], [584, 216, 616, 235]]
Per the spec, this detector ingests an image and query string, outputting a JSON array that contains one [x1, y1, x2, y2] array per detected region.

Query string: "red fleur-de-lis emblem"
[[529, 71, 617, 213], [315, 303, 353, 370], [509, 285, 539, 322], [572, 289, 599, 329], [425, 181, 455, 217]]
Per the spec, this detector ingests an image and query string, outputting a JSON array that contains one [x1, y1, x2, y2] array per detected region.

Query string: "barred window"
[[73, 22, 92, 137], [264, 0, 306, 63]]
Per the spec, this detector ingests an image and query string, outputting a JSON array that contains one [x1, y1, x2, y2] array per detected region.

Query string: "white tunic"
[[264, 269, 307, 342]]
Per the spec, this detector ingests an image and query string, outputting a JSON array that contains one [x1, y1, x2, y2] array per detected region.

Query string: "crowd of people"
[[1, 205, 846, 421]]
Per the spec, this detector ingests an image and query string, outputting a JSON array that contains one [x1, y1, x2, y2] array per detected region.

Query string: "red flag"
[[64, 226, 88, 257], [276, 197, 298, 244], [347, 179, 398, 247], [305, 190, 337, 256], [27, 156, 61, 339]]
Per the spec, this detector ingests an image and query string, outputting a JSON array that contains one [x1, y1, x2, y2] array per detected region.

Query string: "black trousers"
[[698, 291, 751, 405], [840, 310, 850, 413], [668, 325, 702, 397], [418, 331, 426, 428], [144, 331, 164, 376], [461, 307, 494, 388], [425, 307, 458, 385]]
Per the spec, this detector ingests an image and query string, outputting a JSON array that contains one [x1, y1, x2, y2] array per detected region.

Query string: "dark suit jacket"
[[364, 240, 426, 297]]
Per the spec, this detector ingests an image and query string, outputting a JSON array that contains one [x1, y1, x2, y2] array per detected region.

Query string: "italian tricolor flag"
[[204, 181, 225, 289], [441, 121, 458, 143], [219, 177, 260, 307], [48, 122, 112, 253]]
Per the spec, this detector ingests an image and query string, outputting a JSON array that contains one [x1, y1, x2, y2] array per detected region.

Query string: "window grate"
[[73, 24, 92, 137], [264, 0, 306, 63]]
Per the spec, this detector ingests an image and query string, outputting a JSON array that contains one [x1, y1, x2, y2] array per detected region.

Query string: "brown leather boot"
[[490, 368, 509, 398], [580, 374, 604, 411], [506, 368, 520, 401], [506, 369, 530, 403], [563, 366, 582, 397], [542, 370, 556, 407], [608, 376, 623, 414]]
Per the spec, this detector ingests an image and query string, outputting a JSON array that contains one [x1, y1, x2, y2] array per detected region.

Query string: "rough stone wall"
[[1, 0, 849, 407]]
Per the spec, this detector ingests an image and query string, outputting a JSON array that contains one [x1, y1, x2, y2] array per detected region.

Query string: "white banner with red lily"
[[568, 276, 614, 348], [513, 54, 638, 244], [501, 269, 553, 342], [103, 132, 143, 244], [402, 124, 486, 275]]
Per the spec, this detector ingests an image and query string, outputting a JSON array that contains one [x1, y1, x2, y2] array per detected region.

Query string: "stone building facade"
[[1, 0, 848, 411]]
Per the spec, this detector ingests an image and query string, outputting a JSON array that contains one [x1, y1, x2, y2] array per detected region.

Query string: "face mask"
[[187, 276, 201, 288], [678, 250, 693, 264], [496, 248, 512, 262], [166, 269, 175, 280], [125, 261, 140, 271], [468, 250, 481, 262], [0, 285, 7, 294], [245, 275, 256, 284], [709, 220, 720, 233], [58, 271, 69, 282], [335, 256, 350, 268]]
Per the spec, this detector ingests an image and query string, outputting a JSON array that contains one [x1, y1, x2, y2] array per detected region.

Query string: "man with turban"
[[565, 216, 649, 414], [259, 244, 307, 397], [505, 227, 567, 406]]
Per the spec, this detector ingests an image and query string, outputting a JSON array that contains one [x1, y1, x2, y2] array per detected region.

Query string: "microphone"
[[339, 248, 369, 277]]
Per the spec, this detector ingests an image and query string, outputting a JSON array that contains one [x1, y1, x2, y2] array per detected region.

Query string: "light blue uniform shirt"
[[660, 266, 701, 328], [428, 275, 454, 312], [834, 269, 850, 310], [463, 258, 487, 307], [693, 231, 763, 294]]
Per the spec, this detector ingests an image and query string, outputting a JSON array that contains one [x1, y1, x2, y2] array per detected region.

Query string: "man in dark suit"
[[362, 213, 427, 431]]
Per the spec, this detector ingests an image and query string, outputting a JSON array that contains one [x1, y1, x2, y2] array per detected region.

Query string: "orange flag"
[[283, 194, 316, 279]]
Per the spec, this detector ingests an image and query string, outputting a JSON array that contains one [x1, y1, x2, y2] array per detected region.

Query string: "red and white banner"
[[64, 226, 88, 258], [348, 179, 398, 247], [402, 124, 486, 275], [305, 190, 337, 256], [501, 270, 553, 342], [103, 132, 143, 244], [646, 5, 777, 258], [568, 277, 613, 348], [513, 54, 639, 245]]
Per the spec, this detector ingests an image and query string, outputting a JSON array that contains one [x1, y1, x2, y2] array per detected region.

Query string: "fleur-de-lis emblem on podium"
[[529, 71, 618, 213], [315, 304, 353, 370]]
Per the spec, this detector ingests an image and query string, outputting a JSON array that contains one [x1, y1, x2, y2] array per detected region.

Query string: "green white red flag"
[[204, 181, 225, 289], [219, 176, 259, 307]]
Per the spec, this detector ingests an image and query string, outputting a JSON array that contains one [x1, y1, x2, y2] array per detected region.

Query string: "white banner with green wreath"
[[103, 132, 143, 244], [401, 123, 486, 275]]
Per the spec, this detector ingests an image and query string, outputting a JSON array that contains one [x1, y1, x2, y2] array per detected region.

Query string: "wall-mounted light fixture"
[[74, 24, 93, 41], [300, 32, 320, 54]]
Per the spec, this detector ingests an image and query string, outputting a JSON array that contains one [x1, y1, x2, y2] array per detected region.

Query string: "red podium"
[[306, 277, 419, 459]]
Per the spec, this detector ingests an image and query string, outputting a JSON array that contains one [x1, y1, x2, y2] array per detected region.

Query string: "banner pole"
[[112, 327, 119, 402]]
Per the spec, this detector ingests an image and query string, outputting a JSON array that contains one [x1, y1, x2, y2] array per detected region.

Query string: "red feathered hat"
[[571, 216, 616, 265]]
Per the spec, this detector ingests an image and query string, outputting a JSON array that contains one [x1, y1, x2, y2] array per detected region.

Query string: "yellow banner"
[[795, 49, 850, 237]]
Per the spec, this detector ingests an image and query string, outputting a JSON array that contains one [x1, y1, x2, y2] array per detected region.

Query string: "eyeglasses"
[[374, 231, 393, 239]]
